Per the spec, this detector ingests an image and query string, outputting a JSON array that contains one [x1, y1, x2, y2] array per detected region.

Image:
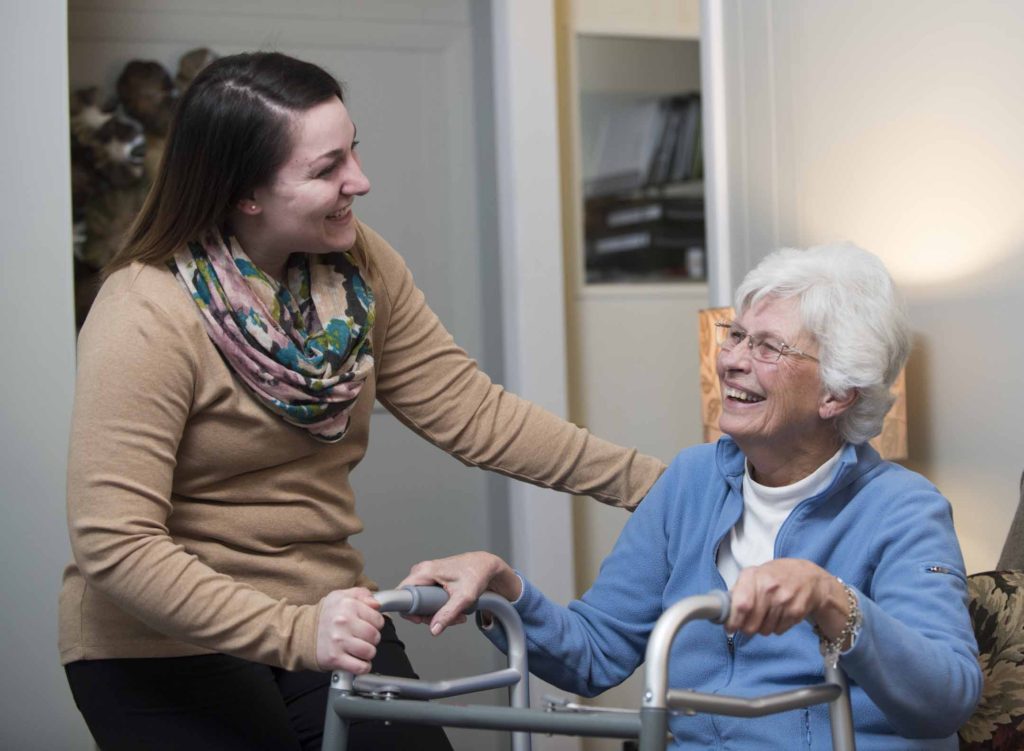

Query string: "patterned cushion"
[[959, 570, 1024, 749]]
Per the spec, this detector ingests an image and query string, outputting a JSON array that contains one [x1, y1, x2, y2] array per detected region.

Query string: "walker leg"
[[638, 707, 669, 751], [321, 687, 350, 751], [825, 663, 856, 751], [511, 727, 531, 751]]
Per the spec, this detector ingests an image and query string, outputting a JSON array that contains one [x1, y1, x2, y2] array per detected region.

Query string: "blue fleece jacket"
[[485, 439, 981, 749]]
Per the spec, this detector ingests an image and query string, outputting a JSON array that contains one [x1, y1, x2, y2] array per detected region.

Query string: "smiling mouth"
[[326, 206, 351, 220], [724, 386, 765, 404]]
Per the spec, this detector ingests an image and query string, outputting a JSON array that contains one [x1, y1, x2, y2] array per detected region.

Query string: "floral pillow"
[[959, 570, 1024, 750]]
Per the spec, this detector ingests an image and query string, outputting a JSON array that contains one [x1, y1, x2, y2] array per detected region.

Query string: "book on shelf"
[[585, 235, 707, 282], [669, 96, 701, 183], [590, 228, 699, 256], [585, 92, 702, 197], [584, 98, 667, 198], [647, 97, 685, 186], [602, 199, 704, 228]]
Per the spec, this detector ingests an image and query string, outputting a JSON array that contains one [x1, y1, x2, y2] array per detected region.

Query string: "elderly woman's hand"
[[398, 552, 522, 636], [725, 559, 851, 639]]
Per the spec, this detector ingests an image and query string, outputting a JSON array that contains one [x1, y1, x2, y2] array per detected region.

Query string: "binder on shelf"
[[601, 198, 704, 229], [585, 98, 666, 198], [591, 228, 701, 257], [585, 92, 702, 197], [669, 96, 701, 183], [647, 97, 685, 186]]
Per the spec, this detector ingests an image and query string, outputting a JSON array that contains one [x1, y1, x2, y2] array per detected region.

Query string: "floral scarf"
[[171, 229, 375, 442]]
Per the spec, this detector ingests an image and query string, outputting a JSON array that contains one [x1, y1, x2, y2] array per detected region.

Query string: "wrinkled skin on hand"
[[725, 558, 849, 640], [399, 552, 521, 635]]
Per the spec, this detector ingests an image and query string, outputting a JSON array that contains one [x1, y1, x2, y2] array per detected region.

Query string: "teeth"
[[725, 386, 764, 403]]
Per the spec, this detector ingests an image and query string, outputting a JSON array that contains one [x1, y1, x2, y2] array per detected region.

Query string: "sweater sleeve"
[[839, 484, 982, 737], [66, 282, 321, 671], [365, 225, 665, 509], [480, 458, 686, 695]]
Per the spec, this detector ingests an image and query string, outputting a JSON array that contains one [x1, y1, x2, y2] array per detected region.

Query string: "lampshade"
[[697, 307, 908, 461]]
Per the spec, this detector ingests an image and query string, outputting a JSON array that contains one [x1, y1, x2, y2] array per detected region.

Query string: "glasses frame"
[[714, 321, 820, 364]]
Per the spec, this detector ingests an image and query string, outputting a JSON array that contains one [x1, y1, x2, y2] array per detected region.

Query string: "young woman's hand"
[[726, 558, 850, 639], [398, 552, 522, 636], [315, 587, 384, 673]]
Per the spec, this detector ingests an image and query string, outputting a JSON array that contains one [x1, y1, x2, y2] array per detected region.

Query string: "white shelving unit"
[[555, 3, 709, 745]]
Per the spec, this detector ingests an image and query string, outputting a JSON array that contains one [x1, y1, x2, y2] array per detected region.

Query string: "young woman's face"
[[250, 97, 369, 258]]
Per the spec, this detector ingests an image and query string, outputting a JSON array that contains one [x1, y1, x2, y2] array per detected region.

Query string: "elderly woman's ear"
[[819, 389, 858, 420]]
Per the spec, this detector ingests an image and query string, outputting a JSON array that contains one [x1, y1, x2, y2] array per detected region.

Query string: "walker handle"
[[324, 586, 532, 751], [639, 590, 856, 751]]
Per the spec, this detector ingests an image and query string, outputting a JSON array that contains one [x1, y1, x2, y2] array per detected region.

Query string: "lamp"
[[697, 307, 908, 461]]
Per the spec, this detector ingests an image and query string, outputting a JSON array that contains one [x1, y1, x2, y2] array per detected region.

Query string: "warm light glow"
[[698, 307, 908, 461], [797, 119, 1020, 288]]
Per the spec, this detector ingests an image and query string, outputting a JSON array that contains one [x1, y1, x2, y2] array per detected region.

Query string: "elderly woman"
[[404, 243, 982, 749]]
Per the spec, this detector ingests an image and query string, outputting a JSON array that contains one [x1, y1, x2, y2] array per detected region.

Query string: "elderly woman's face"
[[716, 296, 827, 453]]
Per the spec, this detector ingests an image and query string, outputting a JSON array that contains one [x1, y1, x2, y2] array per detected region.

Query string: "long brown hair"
[[106, 51, 344, 274]]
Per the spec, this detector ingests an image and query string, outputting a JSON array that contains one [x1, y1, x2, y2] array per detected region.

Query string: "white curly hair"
[[733, 242, 911, 445]]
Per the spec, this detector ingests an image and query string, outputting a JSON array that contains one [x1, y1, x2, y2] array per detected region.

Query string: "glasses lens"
[[716, 322, 737, 348], [752, 339, 784, 362]]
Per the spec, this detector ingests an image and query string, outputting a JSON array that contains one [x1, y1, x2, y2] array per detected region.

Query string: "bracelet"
[[814, 577, 862, 669]]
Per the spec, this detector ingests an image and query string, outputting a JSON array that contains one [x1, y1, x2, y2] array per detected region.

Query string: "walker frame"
[[321, 586, 856, 751]]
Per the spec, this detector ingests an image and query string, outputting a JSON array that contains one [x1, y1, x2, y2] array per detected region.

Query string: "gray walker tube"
[[321, 587, 856, 751]]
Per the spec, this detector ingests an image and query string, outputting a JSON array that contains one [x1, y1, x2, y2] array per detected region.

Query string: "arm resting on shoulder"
[[364, 225, 665, 510]]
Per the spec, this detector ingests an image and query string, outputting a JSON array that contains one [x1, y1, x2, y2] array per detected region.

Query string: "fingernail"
[[430, 623, 442, 636]]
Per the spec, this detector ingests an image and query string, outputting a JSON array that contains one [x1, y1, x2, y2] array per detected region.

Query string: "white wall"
[[719, 0, 1024, 573], [0, 2, 90, 748], [491, 2, 580, 748]]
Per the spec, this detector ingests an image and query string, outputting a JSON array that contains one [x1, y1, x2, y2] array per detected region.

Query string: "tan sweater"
[[60, 221, 666, 671]]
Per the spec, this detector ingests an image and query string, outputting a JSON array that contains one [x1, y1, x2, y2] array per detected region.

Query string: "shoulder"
[[845, 453, 959, 546], [852, 452, 948, 510], [638, 442, 723, 515], [80, 260, 205, 360], [95, 261, 199, 320], [350, 220, 415, 316], [352, 220, 406, 279], [666, 438, 744, 489], [668, 441, 720, 475]]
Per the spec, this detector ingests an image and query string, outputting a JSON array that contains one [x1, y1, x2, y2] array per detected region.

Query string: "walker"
[[321, 586, 856, 750]]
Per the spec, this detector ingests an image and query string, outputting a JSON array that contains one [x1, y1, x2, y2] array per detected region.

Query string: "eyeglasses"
[[714, 321, 819, 364]]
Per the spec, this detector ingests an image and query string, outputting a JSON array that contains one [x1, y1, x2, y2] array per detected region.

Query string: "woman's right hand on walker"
[[315, 587, 384, 674], [398, 552, 522, 636]]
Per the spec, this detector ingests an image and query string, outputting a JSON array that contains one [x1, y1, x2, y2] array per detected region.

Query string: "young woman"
[[60, 51, 665, 751]]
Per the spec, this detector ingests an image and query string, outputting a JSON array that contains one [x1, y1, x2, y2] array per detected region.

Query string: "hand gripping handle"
[[330, 586, 529, 705], [638, 590, 856, 751]]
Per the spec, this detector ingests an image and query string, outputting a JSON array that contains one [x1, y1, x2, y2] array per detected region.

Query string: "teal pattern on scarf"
[[171, 229, 375, 442]]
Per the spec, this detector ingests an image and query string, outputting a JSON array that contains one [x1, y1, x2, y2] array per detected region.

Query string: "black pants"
[[65, 617, 453, 751]]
